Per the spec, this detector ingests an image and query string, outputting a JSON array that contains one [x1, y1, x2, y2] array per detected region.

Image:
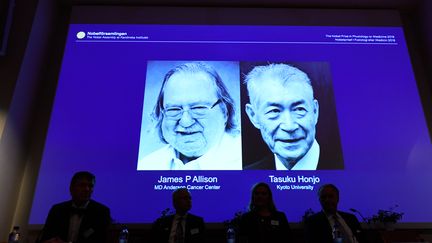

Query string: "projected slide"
[[29, 23, 432, 225]]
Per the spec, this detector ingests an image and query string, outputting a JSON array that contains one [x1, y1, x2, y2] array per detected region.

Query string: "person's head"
[[318, 184, 339, 215], [248, 182, 277, 212], [70, 171, 95, 206], [244, 63, 319, 166], [153, 62, 237, 161], [172, 188, 192, 215]]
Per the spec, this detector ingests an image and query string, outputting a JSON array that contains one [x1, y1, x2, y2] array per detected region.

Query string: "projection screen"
[[29, 6, 432, 225]]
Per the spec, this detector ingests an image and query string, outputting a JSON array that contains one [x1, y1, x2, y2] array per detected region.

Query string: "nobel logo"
[[76, 31, 86, 39]]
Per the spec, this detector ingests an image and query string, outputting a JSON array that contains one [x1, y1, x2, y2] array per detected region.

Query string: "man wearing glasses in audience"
[[137, 62, 241, 170]]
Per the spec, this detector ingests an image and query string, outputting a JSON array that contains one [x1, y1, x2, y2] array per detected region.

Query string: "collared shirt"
[[275, 139, 320, 170], [325, 211, 358, 243], [68, 201, 90, 242], [169, 214, 187, 243], [137, 132, 242, 170]]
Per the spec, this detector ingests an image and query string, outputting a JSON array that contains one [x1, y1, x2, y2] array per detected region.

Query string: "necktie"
[[333, 215, 355, 243], [175, 217, 184, 243]]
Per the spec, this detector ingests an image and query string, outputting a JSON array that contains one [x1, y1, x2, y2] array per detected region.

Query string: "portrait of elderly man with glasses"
[[137, 61, 242, 170]]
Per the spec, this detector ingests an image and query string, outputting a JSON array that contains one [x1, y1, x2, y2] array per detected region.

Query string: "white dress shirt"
[[68, 201, 89, 242]]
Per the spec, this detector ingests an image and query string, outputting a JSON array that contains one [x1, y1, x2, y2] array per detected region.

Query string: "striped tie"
[[175, 216, 184, 243]]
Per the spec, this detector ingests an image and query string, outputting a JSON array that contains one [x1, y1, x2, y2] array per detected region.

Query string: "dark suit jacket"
[[239, 211, 292, 243], [152, 213, 206, 243], [244, 144, 343, 170], [40, 200, 111, 243], [304, 211, 364, 243]]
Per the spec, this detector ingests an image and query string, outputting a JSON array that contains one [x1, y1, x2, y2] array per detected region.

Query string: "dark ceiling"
[[66, 0, 426, 10]]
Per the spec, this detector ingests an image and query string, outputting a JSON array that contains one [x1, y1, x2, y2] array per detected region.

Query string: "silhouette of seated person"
[[238, 182, 292, 243], [304, 183, 365, 243], [152, 188, 205, 243], [39, 171, 111, 243]]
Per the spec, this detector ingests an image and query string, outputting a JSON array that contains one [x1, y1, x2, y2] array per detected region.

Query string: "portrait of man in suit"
[[241, 62, 344, 170]]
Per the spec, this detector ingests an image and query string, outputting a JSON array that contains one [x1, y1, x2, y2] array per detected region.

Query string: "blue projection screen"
[[29, 7, 432, 225]]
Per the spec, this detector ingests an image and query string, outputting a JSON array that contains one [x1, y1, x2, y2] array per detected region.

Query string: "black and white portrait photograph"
[[240, 61, 344, 170], [137, 61, 242, 170]]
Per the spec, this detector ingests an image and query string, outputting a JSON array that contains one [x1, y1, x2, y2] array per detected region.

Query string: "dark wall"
[[0, 0, 38, 110], [0, 0, 70, 238]]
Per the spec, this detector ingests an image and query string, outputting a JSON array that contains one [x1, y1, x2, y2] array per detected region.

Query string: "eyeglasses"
[[163, 99, 222, 119]]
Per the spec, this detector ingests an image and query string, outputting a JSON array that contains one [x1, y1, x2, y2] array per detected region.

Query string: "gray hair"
[[153, 62, 237, 143], [244, 63, 314, 107]]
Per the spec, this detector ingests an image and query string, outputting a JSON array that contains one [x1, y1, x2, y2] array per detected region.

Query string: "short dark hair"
[[248, 182, 277, 212], [70, 171, 95, 187], [153, 62, 238, 143], [172, 188, 191, 210], [318, 183, 339, 197], [172, 188, 190, 201]]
